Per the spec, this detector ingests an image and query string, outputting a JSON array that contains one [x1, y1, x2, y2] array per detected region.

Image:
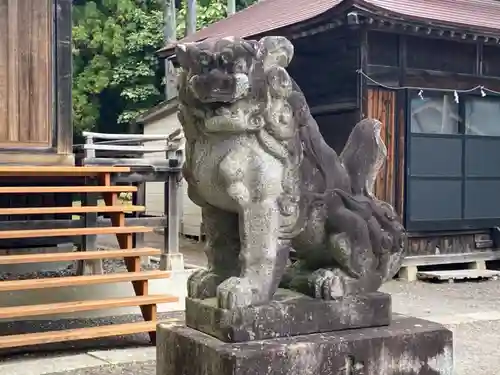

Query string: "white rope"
[[356, 69, 500, 96]]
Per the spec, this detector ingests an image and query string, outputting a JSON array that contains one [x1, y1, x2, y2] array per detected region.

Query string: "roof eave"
[[156, 0, 356, 57], [355, 1, 500, 41], [136, 98, 179, 124]]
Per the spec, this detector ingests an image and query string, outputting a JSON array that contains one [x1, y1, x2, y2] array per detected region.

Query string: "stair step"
[[0, 186, 137, 194], [0, 166, 131, 177], [0, 205, 145, 216], [0, 226, 152, 240], [0, 270, 170, 292], [0, 248, 161, 265], [0, 295, 178, 319], [0, 321, 159, 349]]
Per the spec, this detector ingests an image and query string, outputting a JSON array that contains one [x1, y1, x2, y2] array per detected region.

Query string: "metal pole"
[[186, 0, 197, 36], [161, 150, 181, 270], [164, 0, 176, 43], [164, 0, 178, 100], [227, 0, 236, 15], [167, 172, 180, 255]]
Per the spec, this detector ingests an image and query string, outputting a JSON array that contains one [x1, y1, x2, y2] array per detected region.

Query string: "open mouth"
[[205, 99, 243, 117]]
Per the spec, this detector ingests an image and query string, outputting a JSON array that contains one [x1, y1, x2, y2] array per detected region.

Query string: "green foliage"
[[72, 0, 258, 134], [72, 0, 165, 134], [176, 0, 226, 38], [175, 0, 257, 38]]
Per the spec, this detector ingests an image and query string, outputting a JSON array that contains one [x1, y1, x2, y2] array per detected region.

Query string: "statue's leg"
[[216, 198, 287, 309], [307, 207, 378, 299], [215, 147, 288, 309], [187, 205, 240, 299]]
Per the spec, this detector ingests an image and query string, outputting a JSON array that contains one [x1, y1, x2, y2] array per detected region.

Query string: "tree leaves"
[[72, 0, 257, 134], [72, 0, 165, 133]]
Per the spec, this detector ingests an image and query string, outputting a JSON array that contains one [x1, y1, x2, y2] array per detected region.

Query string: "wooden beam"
[[7, 0, 19, 142], [0, 295, 177, 319], [0, 186, 137, 194], [0, 226, 152, 240], [55, 0, 73, 155], [0, 322, 158, 349], [0, 270, 169, 292], [0, 165, 131, 176], [0, 248, 161, 265], [0, 205, 145, 216]]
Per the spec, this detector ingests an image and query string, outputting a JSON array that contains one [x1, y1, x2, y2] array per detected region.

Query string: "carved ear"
[[257, 36, 294, 68], [175, 43, 192, 69]]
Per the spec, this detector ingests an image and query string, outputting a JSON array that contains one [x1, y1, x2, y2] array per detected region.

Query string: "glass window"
[[465, 97, 500, 136], [410, 93, 460, 134]]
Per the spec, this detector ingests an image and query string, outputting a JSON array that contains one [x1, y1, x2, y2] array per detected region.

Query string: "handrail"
[[74, 129, 185, 271]]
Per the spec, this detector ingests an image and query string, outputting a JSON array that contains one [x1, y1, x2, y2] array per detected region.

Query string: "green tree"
[[176, 0, 257, 38], [72, 0, 258, 135], [72, 0, 165, 134]]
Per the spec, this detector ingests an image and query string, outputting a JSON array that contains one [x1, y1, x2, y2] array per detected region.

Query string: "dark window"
[[367, 31, 399, 66], [406, 36, 476, 74], [465, 97, 500, 136], [483, 46, 500, 77], [410, 93, 460, 134]]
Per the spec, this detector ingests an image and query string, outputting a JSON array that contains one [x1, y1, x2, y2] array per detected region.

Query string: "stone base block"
[[157, 316, 453, 375], [186, 289, 391, 342]]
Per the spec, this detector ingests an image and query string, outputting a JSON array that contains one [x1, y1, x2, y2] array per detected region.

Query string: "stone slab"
[[185, 289, 391, 342], [417, 269, 500, 282], [157, 316, 453, 375]]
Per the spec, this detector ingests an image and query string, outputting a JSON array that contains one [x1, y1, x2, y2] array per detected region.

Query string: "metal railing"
[[73, 130, 185, 271]]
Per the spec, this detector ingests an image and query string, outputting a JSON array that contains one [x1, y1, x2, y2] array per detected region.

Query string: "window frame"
[[406, 90, 500, 232]]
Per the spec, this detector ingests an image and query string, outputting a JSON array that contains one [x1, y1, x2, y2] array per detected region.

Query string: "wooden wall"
[[366, 88, 405, 217], [0, 0, 53, 147], [289, 27, 359, 112], [287, 27, 361, 157]]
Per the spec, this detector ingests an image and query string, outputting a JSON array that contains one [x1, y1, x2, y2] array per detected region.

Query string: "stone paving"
[[2, 233, 500, 375]]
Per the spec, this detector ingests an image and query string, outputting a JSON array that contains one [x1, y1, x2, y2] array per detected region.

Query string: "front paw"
[[217, 277, 258, 309], [308, 268, 345, 300], [187, 269, 225, 299]]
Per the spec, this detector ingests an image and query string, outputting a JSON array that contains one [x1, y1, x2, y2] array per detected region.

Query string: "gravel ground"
[[4, 233, 500, 374], [37, 279, 500, 375], [42, 319, 500, 375], [380, 277, 500, 317], [45, 361, 156, 375]]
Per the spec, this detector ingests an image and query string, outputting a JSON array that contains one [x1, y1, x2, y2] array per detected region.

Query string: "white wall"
[[143, 113, 202, 237]]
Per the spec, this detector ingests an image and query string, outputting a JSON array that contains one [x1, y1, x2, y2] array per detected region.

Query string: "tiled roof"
[[158, 0, 500, 55], [364, 0, 500, 33]]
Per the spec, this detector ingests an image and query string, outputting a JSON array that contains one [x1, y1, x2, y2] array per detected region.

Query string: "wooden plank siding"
[[396, 99, 406, 219], [0, 0, 52, 147], [366, 88, 397, 208]]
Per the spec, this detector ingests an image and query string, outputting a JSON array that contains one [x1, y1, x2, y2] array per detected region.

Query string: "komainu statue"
[[175, 36, 406, 310]]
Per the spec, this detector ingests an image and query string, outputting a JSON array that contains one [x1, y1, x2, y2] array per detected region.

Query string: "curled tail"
[[340, 118, 386, 198]]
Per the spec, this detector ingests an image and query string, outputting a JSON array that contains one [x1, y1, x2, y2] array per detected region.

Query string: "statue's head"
[[175, 36, 295, 122]]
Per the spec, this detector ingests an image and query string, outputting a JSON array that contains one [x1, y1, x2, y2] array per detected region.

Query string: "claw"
[[308, 268, 345, 300], [187, 269, 225, 299], [217, 277, 259, 309]]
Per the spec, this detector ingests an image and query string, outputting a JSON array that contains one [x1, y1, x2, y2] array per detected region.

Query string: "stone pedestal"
[[157, 292, 453, 375], [157, 316, 452, 375], [185, 289, 391, 342]]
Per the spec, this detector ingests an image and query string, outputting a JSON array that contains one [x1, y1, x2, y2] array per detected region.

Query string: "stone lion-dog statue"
[[174, 36, 406, 310]]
